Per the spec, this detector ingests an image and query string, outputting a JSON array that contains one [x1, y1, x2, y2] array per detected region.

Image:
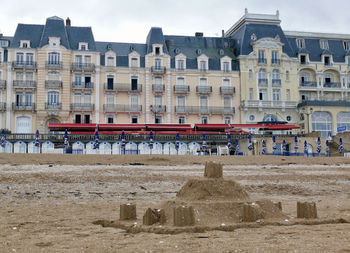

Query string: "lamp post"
[[302, 107, 313, 134]]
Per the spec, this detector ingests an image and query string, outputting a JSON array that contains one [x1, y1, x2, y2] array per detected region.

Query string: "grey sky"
[[1, 0, 350, 43]]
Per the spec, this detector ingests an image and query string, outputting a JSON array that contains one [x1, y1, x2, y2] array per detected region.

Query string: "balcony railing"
[[175, 106, 235, 114], [220, 86, 235, 95], [103, 104, 117, 112], [45, 61, 62, 69], [12, 61, 37, 69], [71, 62, 95, 71], [196, 85, 213, 94], [0, 102, 6, 111], [299, 81, 317, 87], [104, 83, 117, 91], [45, 103, 61, 110], [13, 80, 36, 88], [45, 80, 62, 88], [71, 103, 94, 111], [72, 82, 94, 89], [12, 103, 35, 111], [115, 104, 142, 112], [271, 59, 280, 65], [174, 85, 190, 93], [115, 83, 142, 92], [258, 79, 268, 86], [323, 82, 341, 88], [151, 66, 166, 74], [243, 100, 298, 109], [150, 105, 166, 113], [152, 84, 165, 92], [0, 80, 6, 89], [258, 58, 267, 65], [272, 79, 281, 87]]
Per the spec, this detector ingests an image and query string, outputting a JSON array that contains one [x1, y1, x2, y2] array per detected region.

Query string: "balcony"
[[0, 102, 6, 111], [45, 80, 62, 88], [257, 58, 267, 65], [115, 83, 142, 92], [12, 103, 35, 111], [13, 80, 36, 88], [103, 104, 117, 112], [258, 79, 268, 86], [0, 80, 6, 89], [71, 103, 94, 111], [151, 66, 166, 74], [45, 61, 62, 69], [45, 103, 61, 110], [174, 85, 190, 93], [150, 105, 166, 113], [272, 79, 281, 87], [220, 86, 235, 95], [175, 106, 235, 114], [243, 100, 298, 109], [115, 104, 142, 113], [152, 84, 165, 92], [196, 85, 213, 94], [12, 61, 37, 69], [271, 59, 280, 65], [104, 83, 117, 91], [323, 82, 341, 88], [71, 62, 95, 71], [72, 82, 94, 89], [299, 81, 317, 88]]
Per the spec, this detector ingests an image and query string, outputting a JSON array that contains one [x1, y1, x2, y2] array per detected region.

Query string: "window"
[[200, 96, 208, 108], [324, 56, 330, 66], [286, 116, 292, 122], [16, 71, 24, 81], [200, 78, 207, 86], [258, 69, 266, 83], [296, 38, 305, 48], [25, 92, 33, 106], [16, 92, 23, 106], [20, 41, 29, 48], [107, 116, 114, 124], [154, 95, 162, 106], [25, 72, 33, 81], [337, 112, 350, 131], [286, 71, 289, 81], [249, 88, 253, 100], [320, 40, 328, 50], [16, 53, 24, 64], [272, 69, 279, 80], [48, 52, 60, 65], [79, 43, 88, 51], [107, 57, 114, 67], [177, 60, 184, 70], [301, 93, 310, 101], [224, 117, 231, 124], [300, 55, 306, 64], [0, 52, 2, 63], [259, 89, 267, 101], [155, 59, 161, 69], [312, 111, 332, 138], [325, 73, 332, 84], [75, 115, 81, 124], [177, 77, 185, 86], [26, 53, 34, 65], [223, 79, 230, 86], [249, 69, 253, 81], [106, 75, 114, 89], [131, 116, 138, 124], [286, 89, 290, 101], [343, 41, 350, 50], [155, 116, 162, 124], [249, 115, 255, 121], [74, 74, 82, 85], [273, 89, 280, 101], [258, 50, 265, 63], [200, 61, 207, 71], [177, 95, 185, 106], [106, 94, 115, 105], [155, 47, 160, 55], [130, 94, 139, 111], [131, 58, 138, 67], [178, 116, 185, 124], [47, 91, 59, 105], [223, 62, 230, 72], [201, 116, 208, 124], [263, 114, 278, 122], [271, 51, 279, 64], [223, 97, 231, 108], [84, 55, 91, 64]]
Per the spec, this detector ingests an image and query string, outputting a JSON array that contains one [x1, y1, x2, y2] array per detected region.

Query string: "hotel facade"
[[0, 11, 350, 136]]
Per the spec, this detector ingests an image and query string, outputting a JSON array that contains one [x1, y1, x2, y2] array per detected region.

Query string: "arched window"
[[311, 111, 332, 137], [258, 69, 266, 80], [48, 52, 60, 65], [272, 69, 279, 80], [300, 72, 310, 84], [337, 112, 350, 130], [263, 114, 278, 122]]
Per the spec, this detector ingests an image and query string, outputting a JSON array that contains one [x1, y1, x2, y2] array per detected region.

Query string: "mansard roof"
[[146, 27, 168, 54], [10, 16, 96, 50]]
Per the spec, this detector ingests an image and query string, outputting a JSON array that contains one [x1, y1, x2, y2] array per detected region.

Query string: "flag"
[[121, 130, 126, 154], [282, 139, 286, 153], [272, 135, 277, 154], [202, 133, 206, 150], [326, 140, 330, 156], [316, 137, 321, 154], [227, 133, 231, 150], [64, 129, 69, 148], [175, 133, 180, 150], [294, 136, 298, 153], [328, 132, 332, 141], [34, 130, 40, 147], [304, 140, 308, 156], [0, 129, 6, 148], [339, 138, 344, 154], [149, 130, 154, 149], [93, 130, 99, 149], [261, 139, 266, 155], [248, 134, 253, 151], [235, 138, 239, 155]]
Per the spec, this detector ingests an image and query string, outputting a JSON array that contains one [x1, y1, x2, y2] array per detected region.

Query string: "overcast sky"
[[1, 0, 350, 43]]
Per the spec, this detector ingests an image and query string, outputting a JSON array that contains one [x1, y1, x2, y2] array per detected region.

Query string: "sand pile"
[[176, 178, 250, 201]]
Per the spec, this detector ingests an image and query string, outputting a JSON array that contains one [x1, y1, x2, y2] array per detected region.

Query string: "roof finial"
[[245, 8, 248, 15], [276, 10, 280, 19]]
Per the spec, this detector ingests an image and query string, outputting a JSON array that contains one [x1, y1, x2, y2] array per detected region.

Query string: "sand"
[[0, 154, 350, 252]]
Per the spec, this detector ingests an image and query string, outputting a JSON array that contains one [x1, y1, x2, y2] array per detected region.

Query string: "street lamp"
[[302, 107, 313, 134]]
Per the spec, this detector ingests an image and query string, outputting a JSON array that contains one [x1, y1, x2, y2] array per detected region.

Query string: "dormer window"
[[79, 42, 88, 51], [300, 54, 307, 64], [107, 56, 114, 67], [296, 38, 305, 48], [152, 44, 163, 56], [222, 62, 230, 72], [200, 61, 207, 71], [155, 47, 160, 55], [320, 40, 329, 50], [20, 40, 30, 48], [131, 58, 138, 68], [324, 56, 331, 66], [343, 41, 350, 50], [177, 60, 184, 70]]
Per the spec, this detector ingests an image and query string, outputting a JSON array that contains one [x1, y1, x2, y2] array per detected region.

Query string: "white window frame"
[[79, 42, 89, 51]]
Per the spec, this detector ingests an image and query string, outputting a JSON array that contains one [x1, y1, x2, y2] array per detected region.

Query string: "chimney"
[[195, 32, 203, 37], [66, 17, 71, 26], [222, 30, 225, 37]]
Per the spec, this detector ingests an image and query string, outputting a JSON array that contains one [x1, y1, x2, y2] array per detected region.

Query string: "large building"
[[1, 11, 350, 135]]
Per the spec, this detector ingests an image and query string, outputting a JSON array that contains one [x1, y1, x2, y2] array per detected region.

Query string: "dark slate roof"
[[230, 23, 295, 57], [146, 27, 168, 54], [10, 16, 96, 51], [10, 24, 44, 48], [95, 41, 147, 56], [39, 16, 70, 49], [66, 26, 96, 51], [287, 37, 347, 63]]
